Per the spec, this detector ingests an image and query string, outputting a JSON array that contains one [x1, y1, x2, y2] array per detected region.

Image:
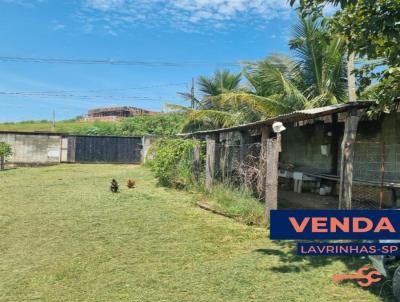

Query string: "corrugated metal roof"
[[179, 101, 372, 136]]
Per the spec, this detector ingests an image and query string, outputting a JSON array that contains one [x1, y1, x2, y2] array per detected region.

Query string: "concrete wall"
[[281, 122, 335, 174], [281, 113, 400, 181], [0, 133, 62, 165], [0, 132, 153, 165]]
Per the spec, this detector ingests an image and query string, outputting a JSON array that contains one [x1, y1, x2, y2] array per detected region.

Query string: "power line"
[[0, 91, 173, 102], [0, 55, 241, 67], [22, 82, 188, 94]]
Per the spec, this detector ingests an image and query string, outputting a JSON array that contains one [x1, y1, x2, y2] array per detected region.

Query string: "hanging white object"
[[272, 122, 286, 133]]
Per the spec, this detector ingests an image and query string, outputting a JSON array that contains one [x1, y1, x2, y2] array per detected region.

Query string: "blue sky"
[[0, 0, 299, 122]]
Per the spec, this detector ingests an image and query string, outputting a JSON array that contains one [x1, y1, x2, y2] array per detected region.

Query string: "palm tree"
[[197, 70, 242, 110], [176, 15, 348, 132], [173, 70, 244, 131], [217, 15, 348, 118], [289, 16, 347, 104]]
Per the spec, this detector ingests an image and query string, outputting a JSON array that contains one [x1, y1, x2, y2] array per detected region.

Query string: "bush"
[[116, 113, 187, 136], [0, 142, 12, 170], [147, 138, 201, 188]]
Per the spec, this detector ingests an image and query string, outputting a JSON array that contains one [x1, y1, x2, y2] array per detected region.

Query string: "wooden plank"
[[258, 127, 269, 197], [338, 110, 360, 209], [193, 140, 201, 181], [205, 134, 218, 192], [239, 130, 249, 165], [264, 134, 281, 218], [330, 113, 340, 175]]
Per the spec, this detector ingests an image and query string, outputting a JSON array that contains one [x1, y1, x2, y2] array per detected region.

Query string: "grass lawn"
[[0, 164, 394, 301], [0, 120, 100, 133]]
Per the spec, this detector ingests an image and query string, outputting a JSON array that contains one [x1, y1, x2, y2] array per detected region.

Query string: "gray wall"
[[0, 133, 62, 165], [0, 132, 151, 165], [281, 112, 400, 182], [281, 122, 334, 174]]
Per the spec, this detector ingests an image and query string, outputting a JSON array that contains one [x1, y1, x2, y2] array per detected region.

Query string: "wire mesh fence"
[[351, 140, 400, 209], [189, 134, 400, 210]]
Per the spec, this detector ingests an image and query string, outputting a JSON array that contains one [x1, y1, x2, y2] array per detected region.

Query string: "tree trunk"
[[0, 156, 4, 170], [205, 134, 219, 192], [338, 110, 360, 209], [347, 52, 357, 102]]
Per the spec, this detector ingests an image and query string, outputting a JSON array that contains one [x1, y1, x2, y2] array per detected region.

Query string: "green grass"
[[0, 164, 394, 301], [197, 184, 266, 226], [0, 120, 99, 133]]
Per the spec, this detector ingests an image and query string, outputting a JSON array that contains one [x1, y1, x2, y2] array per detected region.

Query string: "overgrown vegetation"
[[0, 112, 188, 136], [147, 138, 200, 188], [148, 138, 265, 225], [0, 142, 12, 170], [199, 184, 265, 226]]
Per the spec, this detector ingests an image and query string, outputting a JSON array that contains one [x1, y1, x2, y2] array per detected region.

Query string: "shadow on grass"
[[254, 242, 395, 301]]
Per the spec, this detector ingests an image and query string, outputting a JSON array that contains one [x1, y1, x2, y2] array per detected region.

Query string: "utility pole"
[[191, 77, 195, 109], [52, 110, 56, 131]]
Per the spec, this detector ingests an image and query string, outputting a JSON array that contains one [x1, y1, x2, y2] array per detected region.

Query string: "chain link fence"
[[352, 140, 400, 209]]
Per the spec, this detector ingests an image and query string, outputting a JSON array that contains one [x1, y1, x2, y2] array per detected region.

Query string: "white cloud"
[[0, 0, 46, 7], [51, 20, 66, 31], [85, 0, 125, 11], [81, 0, 292, 33]]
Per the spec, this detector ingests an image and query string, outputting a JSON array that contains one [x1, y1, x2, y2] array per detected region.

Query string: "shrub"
[[0, 142, 12, 170], [116, 112, 188, 136], [147, 138, 201, 188]]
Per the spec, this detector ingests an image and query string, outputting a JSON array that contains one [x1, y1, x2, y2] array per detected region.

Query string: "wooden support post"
[[330, 113, 339, 176], [0, 156, 4, 170], [264, 134, 281, 219], [239, 130, 249, 165], [258, 127, 270, 197], [193, 140, 201, 182], [338, 110, 360, 209], [205, 134, 218, 192]]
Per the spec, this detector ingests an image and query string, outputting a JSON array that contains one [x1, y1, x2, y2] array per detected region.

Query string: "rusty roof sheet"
[[179, 101, 373, 136]]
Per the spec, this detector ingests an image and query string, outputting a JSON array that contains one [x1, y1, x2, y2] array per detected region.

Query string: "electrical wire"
[[22, 82, 188, 94], [0, 91, 171, 101], [0, 55, 241, 67]]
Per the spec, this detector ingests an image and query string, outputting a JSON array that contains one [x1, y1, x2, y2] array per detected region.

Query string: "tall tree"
[[290, 0, 400, 110], [176, 15, 348, 132], [220, 15, 348, 116]]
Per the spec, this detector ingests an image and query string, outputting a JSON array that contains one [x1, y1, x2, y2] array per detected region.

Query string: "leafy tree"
[[290, 0, 400, 111], [0, 142, 12, 170]]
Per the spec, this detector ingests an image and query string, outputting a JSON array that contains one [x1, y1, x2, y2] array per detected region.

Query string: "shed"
[[180, 102, 400, 212]]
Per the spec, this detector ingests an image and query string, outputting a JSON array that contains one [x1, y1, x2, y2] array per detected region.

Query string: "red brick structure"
[[86, 106, 156, 121]]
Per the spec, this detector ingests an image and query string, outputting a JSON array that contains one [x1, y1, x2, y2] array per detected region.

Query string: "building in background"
[[86, 106, 156, 121]]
